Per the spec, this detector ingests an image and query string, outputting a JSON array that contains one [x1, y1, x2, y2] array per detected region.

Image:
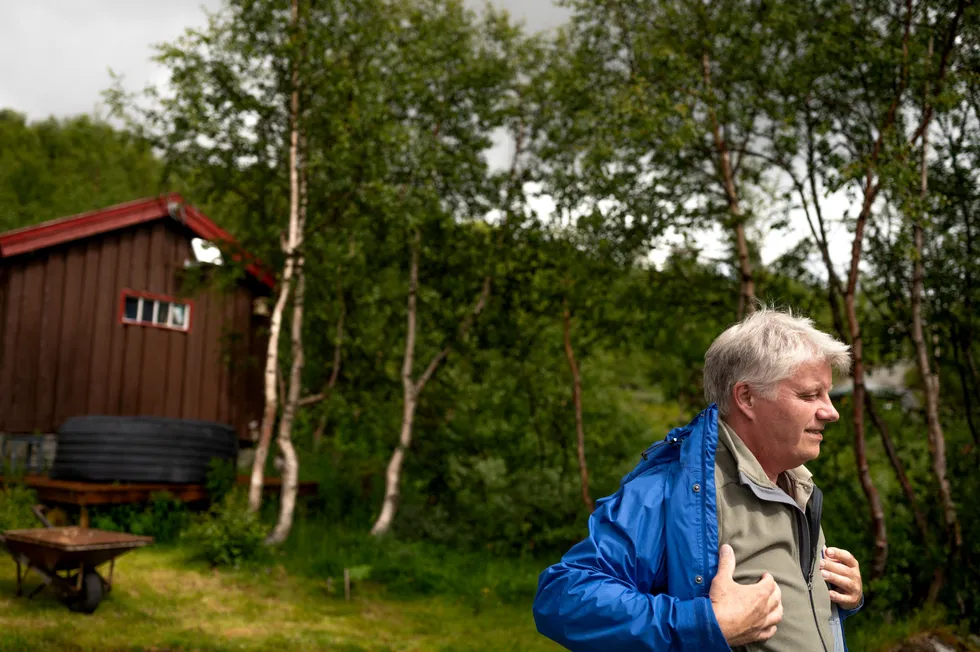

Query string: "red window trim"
[[118, 289, 194, 333]]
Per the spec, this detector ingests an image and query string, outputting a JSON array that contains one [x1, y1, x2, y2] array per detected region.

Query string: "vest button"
[[693, 483, 701, 493], [695, 575, 704, 584]]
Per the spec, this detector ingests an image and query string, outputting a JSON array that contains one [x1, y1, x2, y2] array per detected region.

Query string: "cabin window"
[[120, 290, 191, 332]]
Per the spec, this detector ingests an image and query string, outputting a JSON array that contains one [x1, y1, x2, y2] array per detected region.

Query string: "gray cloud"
[[0, 0, 568, 121]]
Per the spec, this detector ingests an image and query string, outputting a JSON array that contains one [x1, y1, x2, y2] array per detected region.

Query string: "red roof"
[[0, 194, 274, 288]]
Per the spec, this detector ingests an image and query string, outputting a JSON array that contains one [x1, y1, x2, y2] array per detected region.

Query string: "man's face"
[[753, 360, 840, 470]]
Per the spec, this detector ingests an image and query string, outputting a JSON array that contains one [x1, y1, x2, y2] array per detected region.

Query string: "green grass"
[[0, 546, 561, 651]]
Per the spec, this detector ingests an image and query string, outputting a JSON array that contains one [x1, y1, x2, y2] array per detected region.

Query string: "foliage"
[[205, 458, 238, 505], [89, 492, 191, 544], [0, 484, 38, 532], [0, 110, 166, 232], [186, 489, 270, 568], [283, 519, 543, 609], [2, 0, 980, 643]]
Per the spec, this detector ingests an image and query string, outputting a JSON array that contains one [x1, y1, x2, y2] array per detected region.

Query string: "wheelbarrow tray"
[[3, 527, 152, 572]]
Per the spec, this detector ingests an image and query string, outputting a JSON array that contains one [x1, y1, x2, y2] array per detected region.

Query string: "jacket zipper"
[[795, 490, 829, 652]]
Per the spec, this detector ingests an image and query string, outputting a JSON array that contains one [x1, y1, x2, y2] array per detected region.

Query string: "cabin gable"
[[0, 202, 267, 441]]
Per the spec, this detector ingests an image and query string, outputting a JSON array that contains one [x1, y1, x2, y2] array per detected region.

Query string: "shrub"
[[89, 492, 190, 543], [0, 483, 38, 531], [186, 488, 269, 568], [205, 458, 237, 504]]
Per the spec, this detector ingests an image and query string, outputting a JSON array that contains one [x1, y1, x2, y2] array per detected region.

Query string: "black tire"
[[67, 572, 104, 614], [51, 416, 238, 484]]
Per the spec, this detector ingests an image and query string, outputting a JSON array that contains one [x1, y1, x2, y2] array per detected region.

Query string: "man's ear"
[[731, 382, 756, 420]]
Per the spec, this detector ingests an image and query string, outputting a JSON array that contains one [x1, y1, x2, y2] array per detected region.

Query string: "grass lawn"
[[0, 546, 561, 651]]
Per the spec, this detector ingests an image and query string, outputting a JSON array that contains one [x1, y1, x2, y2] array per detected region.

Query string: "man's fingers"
[[826, 547, 859, 568], [717, 544, 736, 579], [828, 590, 858, 607], [820, 559, 852, 576], [758, 625, 778, 641], [821, 570, 854, 591]]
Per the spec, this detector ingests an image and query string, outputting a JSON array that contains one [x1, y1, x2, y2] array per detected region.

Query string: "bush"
[[186, 489, 269, 568], [89, 492, 190, 543], [205, 458, 237, 504], [0, 483, 38, 531]]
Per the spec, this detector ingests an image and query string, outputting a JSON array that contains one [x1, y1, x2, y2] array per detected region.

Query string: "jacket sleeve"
[[532, 478, 730, 651]]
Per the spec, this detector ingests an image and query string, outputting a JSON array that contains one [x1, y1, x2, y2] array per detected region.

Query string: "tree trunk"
[[846, 179, 888, 580], [953, 333, 980, 447], [313, 269, 345, 449], [864, 393, 930, 543], [267, 262, 305, 545], [370, 122, 522, 536], [562, 297, 593, 512], [911, 86, 962, 555], [249, 258, 294, 513], [702, 52, 755, 320], [797, 122, 913, 564], [249, 0, 303, 517], [371, 230, 493, 536], [371, 230, 422, 537]]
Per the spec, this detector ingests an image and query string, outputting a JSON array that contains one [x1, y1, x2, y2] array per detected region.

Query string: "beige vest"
[[715, 419, 845, 652]]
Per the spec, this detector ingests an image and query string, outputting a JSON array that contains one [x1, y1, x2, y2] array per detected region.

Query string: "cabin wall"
[[0, 220, 264, 440]]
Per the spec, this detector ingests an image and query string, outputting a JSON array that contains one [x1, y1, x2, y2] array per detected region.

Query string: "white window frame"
[[121, 291, 191, 332]]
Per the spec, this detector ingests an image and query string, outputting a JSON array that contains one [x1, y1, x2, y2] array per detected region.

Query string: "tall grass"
[[281, 515, 544, 608]]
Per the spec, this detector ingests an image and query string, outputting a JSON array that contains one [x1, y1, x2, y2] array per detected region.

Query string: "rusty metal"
[[1, 519, 152, 612]]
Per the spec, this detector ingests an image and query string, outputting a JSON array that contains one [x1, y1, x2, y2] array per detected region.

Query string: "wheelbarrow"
[[0, 506, 152, 613]]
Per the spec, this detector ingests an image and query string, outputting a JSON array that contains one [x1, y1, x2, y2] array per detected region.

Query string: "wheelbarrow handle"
[[32, 505, 53, 529]]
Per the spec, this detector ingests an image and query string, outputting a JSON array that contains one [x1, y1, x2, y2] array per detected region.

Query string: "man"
[[533, 309, 864, 651]]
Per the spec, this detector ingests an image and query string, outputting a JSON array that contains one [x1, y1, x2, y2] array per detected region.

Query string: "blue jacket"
[[532, 404, 859, 651]]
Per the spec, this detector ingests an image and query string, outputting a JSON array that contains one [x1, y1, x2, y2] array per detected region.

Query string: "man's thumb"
[[717, 544, 735, 579]]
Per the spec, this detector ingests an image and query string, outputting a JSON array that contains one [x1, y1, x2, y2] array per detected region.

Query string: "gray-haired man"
[[534, 309, 864, 651]]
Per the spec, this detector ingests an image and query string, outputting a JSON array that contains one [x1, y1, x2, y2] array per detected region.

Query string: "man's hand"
[[820, 547, 863, 610], [710, 544, 783, 645]]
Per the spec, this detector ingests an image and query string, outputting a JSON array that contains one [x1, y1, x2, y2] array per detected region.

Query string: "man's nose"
[[818, 397, 840, 423]]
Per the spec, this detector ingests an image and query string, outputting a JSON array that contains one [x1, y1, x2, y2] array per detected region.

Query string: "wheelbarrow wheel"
[[67, 572, 105, 614]]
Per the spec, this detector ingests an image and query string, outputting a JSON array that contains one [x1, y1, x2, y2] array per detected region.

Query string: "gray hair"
[[703, 308, 852, 415]]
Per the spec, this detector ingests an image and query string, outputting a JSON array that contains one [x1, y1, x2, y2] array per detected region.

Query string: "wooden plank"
[[86, 233, 119, 415], [105, 229, 133, 414], [0, 264, 25, 428], [163, 234, 190, 418], [138, 222, 169, 416], [216, 289, 238, 425], [181, 289, 206, 419], [0, 266, 6, 425], [70, 242, 101, 419], [230, 288, 252, 437], [10, 256, 46, 431], [35, 249, 67, 431], [3, 475, 318, 508], [246, 290, 269, 438], [198, 287, 223, 423], [119, 227, 150, 415], [54, 245, 85, 425]]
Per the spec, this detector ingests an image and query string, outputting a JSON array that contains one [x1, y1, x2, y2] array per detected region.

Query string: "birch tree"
[[369, 3, 535, 536]]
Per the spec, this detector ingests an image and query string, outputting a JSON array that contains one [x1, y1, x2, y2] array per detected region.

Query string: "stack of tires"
[[51, 416, 238, 484]]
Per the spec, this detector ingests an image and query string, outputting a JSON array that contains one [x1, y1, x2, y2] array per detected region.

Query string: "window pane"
[[171, 304, 187, 328], [141, 299, 154, 323], [156, 301, 170, 325], [124, 296, 139, 321]]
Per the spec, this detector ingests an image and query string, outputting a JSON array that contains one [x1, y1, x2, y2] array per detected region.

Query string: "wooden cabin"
[[0, 194, 272, 443]]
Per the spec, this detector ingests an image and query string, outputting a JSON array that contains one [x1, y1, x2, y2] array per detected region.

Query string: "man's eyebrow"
[[798, 384, 829, 393]]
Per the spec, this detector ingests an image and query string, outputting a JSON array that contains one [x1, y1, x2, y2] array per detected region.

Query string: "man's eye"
[[800, 394, 817, 400]]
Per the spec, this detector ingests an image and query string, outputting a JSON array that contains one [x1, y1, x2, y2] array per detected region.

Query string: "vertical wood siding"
[[0, 220, 265, 439]]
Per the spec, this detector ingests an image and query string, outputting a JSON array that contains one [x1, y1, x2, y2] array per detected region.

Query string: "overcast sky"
[[0, 0, 852, 270], [0, 0, 568, 120]]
